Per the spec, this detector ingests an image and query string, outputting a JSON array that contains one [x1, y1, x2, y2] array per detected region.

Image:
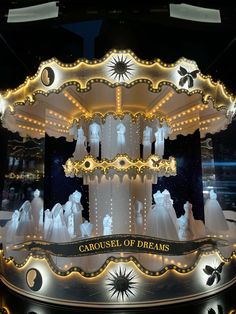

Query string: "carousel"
[[0, 50, 235, 308]]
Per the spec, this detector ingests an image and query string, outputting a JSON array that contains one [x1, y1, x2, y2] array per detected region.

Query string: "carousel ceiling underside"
[[1, 50, 235, 140]]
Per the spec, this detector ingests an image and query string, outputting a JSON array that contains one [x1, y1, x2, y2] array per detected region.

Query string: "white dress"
[[44, 209, 53, 240], [162, 189, 178, 230], [72, 127, 88, 161], [16, 201, 33, 237], [116, 123, 126, 153], [48, 203, 70, 242], [67, 211, 76, 238], [134, 200, 143, 234], [142, 126, 152, 159], [6, 210, 20, 243], [103, 214, 112, 235], [178, 202, 196, 240], [80, 221, 93, 237], [31, 190, 44, 235], [89, 122, 101, 157], [154, 121, 171, 158], [146, 191, 179, 240], [204, 191, 228, 233]]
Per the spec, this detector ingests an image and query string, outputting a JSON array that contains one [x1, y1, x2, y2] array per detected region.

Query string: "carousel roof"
[[1, 49, 235, 140]]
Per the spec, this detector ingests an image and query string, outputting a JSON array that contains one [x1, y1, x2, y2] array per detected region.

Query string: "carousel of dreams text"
[[78, 239, 170, 253]]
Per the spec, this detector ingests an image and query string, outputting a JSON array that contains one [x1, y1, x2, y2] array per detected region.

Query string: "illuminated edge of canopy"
[[0, 49, 235, 119]]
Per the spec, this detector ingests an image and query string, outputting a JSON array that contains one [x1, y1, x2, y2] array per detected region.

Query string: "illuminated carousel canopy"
[[1, 49, 235, 139]]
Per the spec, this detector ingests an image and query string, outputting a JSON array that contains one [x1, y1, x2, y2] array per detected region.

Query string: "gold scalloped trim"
[[73, 111, 167, 124], [63, 154, 176, 177], [1, 249, 235, 278]]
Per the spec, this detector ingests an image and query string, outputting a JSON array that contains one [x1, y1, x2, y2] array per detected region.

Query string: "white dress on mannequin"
[[71, 190, 84, 235], [48, 203, 70, 242], [103, 214, 112, 235], [178, 201, 196, 240], [89, 122, 101, 158], [31, 189, 44, 235], [162, 189, 178, 230], [142, 126, 152, 159], [16, 201, 33, 237], [134, 200, 143, 234], [67, 210, 76, 239], [72, 127, 88, 161], [44, 209, 52, 239], [204, 190, 228, 233], [146, 191, 179, 240], [80, 220, 93, 237], [154, 120, 171, 157], [6, 210, 20, 243], [116, 123, 126, 153]]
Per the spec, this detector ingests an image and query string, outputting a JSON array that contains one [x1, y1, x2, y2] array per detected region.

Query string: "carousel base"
[[0, 248, 236, 308]]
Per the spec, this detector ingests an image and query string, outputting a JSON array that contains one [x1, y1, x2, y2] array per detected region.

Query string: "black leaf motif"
[[215, 272, 221, 283], [178, 66, 199, 88], [216, 262, 225, 273], [179, 76, 188, 87], [151, 159, 161, 167], [190, 70, 199, 78], [187, 75, 194, 88], [203, 265, 215, 275], [178, 66, 188, 76], [204, 262, 224, 286], [208, 305, 224, 314], [207, 274, 216, 286], [217, 304, 223, 314]]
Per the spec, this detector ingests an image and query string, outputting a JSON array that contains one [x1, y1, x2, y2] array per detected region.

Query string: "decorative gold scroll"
[[63, 154, 176, 177]]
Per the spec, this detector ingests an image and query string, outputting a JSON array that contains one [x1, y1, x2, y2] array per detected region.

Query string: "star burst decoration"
[[106, 267, 137, 301], [108, 55, 134, 81]]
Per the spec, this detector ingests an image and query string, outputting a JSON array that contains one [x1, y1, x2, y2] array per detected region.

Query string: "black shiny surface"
[[0, 281, 235, 314]]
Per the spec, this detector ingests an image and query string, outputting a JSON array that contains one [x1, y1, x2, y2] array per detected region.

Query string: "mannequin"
[[204, 190, 228, 233], [116, 123, 126, 152], [134, 200, 143, 234], [31, 189, 44, 235], [72, 127, 88, 160], [80, 220, 93, 237], [103, 214, 112, 235], [146, 191, 179, 240], [154, 120, 171, 157], [142, 126, 152, 159], [89, 122, 101, 157]]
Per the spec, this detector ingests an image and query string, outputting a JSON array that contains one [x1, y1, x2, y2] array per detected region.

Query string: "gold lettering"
[[105, 240, 111, 248], [148, 242, 155, 249], [110, 240, 117, 247], [130, 239, 135, 246], [116, 239, 122, 247], [89, 243, 95, 251], [164, 244, 170, 252], [137, 240, 143, 248], [78, 245, 85, 252]]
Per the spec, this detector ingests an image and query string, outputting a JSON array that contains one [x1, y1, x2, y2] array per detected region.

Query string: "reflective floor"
[[0, 281, 235, 314]]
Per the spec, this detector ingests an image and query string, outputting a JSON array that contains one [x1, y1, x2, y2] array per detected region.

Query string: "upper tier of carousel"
[[0, 50, 235, 140]]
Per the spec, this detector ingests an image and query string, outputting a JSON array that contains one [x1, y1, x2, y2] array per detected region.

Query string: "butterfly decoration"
[[208, 304, 223, 314], [178, 66, 199, 88], [151, 159, 161, 167], [203, 262, 225, 286]]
